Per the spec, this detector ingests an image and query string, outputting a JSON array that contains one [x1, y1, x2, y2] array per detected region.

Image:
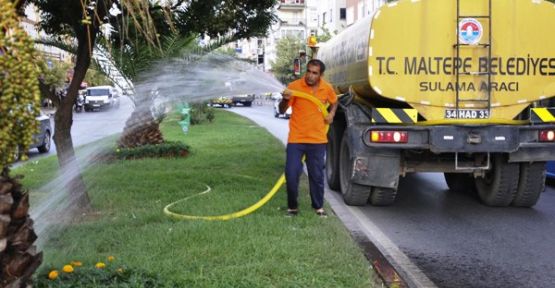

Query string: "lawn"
[[16, 110, 376, 287]]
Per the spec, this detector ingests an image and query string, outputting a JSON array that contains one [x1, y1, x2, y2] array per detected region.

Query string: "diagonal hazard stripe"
[[371, 108, 418, 123], [394, 109, 416, 124], [403, 109, 418, 123], [392, 109, 412, 124], [372, 109, 389, 123], [532, 108, 555, 123], [376, 108, 401, 123]]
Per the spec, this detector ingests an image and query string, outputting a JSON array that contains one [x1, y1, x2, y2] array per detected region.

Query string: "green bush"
[[113, 141, 189, 160], [189, 103, 215, 125]]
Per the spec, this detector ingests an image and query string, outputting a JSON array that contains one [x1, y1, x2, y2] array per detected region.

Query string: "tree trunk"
[[52, 27, 96, 211], [0, 168, 42, 288], [118, 98, 165, 148]]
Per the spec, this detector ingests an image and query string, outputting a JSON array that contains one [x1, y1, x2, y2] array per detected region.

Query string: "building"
[[317, 0, 347, 35], [232, 38, 265, 67], [346, 0, 387, 26], [229, 0, 315, 71], [20, 5, 71, 63], [231, 0, 386, 72]]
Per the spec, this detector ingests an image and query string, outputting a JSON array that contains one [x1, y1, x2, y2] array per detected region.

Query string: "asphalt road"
[[230, 104, 555, 288], [24, 96, 133, 159], [23, 96, 135, 161]]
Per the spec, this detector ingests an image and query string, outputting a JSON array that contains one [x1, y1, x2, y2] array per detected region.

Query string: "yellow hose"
[[163, 90, 329, 221]]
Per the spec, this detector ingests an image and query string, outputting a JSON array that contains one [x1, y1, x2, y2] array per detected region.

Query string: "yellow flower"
[[116, 149, 120, 153], [62, 265, 74, 273], [116, 268, 124, 273], [70, 261, 82, 267], [95, 262, 106, 269], [48, 270, 59, 280], [107, 256, 115, 262]]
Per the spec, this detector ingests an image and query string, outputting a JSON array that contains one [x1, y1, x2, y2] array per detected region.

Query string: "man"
[[279, 59, 338, 217]]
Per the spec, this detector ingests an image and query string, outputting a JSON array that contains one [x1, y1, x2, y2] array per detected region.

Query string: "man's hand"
[[281, 89, 292, 100], [324, 112, 335, 124], [279, 89, 292, 114]]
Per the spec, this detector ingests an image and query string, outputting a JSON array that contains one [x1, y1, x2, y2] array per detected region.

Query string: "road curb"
[[325, 190, 437, 288]]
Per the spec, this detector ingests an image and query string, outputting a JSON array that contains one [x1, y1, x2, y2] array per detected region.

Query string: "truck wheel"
[[244, 102, 252, 107], [339, 135, 371, 206], [475, 154, 519, 207], [369, 187, 397, 206], [512, 162, 546, 207], [326, 123, 342, 190], [444, 173, 476, 193]]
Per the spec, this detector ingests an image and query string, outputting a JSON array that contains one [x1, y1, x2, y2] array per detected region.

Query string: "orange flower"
[[48, 270, 59, 280], [95, 262, 106, 269], [70, 261, 82, 267], [107, 256, 115, 262], [62, 265, 74, 273]]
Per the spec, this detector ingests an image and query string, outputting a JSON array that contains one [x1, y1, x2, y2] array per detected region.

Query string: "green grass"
[[16, 110, 376, 287]]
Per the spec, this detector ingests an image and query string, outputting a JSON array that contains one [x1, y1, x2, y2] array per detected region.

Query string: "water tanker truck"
[[318, 0, 555, 207]]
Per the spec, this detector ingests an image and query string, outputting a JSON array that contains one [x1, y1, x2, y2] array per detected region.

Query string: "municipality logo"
[[459, 18, 483, 45]]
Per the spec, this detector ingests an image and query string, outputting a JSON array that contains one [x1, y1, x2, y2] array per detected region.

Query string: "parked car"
[[32, 112, 52, 153], [85, 86, 120, 111], [14, 112, 52, 160], [273, 97, 292, 119]]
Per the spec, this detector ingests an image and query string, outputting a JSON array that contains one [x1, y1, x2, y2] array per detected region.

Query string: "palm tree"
[[1, 1, 43, 286], [114, 34, 233, 148]]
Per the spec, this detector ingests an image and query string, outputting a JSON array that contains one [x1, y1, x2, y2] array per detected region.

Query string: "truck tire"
[[475, 154, 519, 207], [326, 123, 342, 190], [369, 187, 397, 206], [444, 173, 476, 193], [244, 102, 252, 107], [339, 135, 371, 206], [512, 162, 546, 207]]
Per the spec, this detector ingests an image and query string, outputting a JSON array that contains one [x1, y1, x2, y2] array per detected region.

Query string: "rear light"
[[370, 131, 408, 143], [539, 130, 555, 142]]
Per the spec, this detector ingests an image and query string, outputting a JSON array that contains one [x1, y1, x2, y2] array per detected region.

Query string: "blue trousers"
[[285, 143, 327, 210]]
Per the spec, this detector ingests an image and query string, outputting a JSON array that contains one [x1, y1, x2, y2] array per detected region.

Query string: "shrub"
[[114, 141, 190, 160], [190, 103, 215, 125]]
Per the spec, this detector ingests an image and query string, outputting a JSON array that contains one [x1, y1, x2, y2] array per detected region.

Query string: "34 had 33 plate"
[[445, 109, 490, 119]]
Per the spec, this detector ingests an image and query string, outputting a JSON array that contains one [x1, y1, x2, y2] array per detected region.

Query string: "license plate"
[[445, 109, 490, 119]]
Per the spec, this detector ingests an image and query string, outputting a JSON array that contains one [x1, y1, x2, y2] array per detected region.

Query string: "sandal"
[[315, 209, 327, 218], [286, 209, 298, 217]]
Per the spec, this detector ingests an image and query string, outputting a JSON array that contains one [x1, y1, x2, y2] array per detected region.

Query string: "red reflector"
[[370, 131, 408, 143], [539, 130, 555, 142]]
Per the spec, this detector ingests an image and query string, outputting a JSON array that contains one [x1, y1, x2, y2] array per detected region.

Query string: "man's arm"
[[324, 101, 338, 124], [279, 89, 292, 114]]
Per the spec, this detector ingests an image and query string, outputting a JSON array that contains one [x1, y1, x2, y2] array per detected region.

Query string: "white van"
[[85, 86, 120, 111]]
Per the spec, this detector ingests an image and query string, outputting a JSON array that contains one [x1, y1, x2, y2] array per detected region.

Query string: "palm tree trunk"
[[0, 168, 42, 287], [118, 97, 164, 148]]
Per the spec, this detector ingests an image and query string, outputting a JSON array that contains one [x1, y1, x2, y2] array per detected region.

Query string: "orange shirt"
[[286, 77, 337, 144]]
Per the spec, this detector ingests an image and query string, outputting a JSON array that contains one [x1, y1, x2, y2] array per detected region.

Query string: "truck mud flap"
[[346, 129, 400, 189]]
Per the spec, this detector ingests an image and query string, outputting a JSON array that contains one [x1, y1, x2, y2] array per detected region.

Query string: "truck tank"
[[318, 0, 555, 122]]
